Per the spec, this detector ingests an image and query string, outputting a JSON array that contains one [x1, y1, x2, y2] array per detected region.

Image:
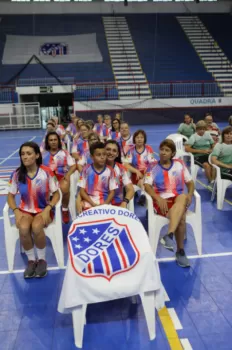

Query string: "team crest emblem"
[[68, 218, 140, 281], [40, 43, 68, 57]]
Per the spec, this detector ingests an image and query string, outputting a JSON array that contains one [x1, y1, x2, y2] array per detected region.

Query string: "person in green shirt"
[[211, 126, 232, 180], [185, 120, 215, 183], [178, 114, 196, 139]]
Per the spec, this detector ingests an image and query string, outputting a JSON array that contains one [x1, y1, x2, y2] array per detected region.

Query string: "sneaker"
[[35, 259, 47, 278], [24, 260, 37, 279], [62, 209, 70, 224], [138, 194, 146, 206], [160, 234, 174, 251], [176, 249, 190, 268]]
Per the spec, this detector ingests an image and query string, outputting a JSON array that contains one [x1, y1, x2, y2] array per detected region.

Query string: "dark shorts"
[[19, 209, 54, 220], [221, 169, 232, 181], [194, 155, 209, 166]]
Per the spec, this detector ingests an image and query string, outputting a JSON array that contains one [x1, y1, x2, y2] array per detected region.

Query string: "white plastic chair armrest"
[[3, 202, 9, 214], [192, 190, 201, 215], [144, 192, 154, 218], [53, 189, 62, 224]]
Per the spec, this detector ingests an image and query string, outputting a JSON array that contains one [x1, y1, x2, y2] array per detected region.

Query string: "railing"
[[0, 103, 41, 130], [0, 86, 16, 103], [17, 77, 75, 86], [73, 80, 224, 101]]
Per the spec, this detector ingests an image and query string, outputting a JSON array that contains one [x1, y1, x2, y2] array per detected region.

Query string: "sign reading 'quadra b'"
[[68, 218, 140, 281], [39, 43, 68, 57]]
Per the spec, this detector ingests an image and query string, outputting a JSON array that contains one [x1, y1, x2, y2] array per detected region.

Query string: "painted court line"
[[158, 251, 232, 262], [158, 306, 183, 350], [167, 308, 183, 330], [0, 136, 36, 165], [180, 338, 193, 350]]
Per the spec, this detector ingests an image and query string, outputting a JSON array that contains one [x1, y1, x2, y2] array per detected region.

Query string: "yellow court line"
[[158, 307, 183, 350]]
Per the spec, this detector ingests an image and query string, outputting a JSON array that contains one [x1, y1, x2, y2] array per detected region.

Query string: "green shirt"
[[211, 143, 232, 171], [186, 132, 214, 157], [178, 123, 195, 138]]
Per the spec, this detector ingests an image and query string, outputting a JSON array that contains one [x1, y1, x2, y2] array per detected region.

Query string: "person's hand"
[[63, 173, 70, 182], [15, 209, 23, 228], [76, 201, 83, 214], [186, 194, 193, 208], [202, 149, 211, 154], [38, 207, 52, 227], [156, 197, 168, 215], [136, 170, 144, 181], [120, 201, 127, 208]]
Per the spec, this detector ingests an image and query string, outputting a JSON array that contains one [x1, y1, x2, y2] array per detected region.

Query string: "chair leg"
[[140, 291, 156, 341], [217, 181, 226, 210], [72, 304, 87, 348], [4, 231, 18, 272], [149, 216, 166, 254]]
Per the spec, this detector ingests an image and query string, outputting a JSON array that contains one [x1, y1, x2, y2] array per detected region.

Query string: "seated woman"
[[117, 122, 133, 156], [205, 113, 220, 143], [40, 120, 66, 153], [72, 123, 90, 161], [144, 139, 194, 268], [65, 114, 78, 140], [77, 132, 100, 173], [178, 114, 196, 139], [211, 126, 232, 180], [102, 114, 112, 142], [42, 132, 76, 224], [51, 116, 66, 141], [73, 118, 84, 141], [110, 118, 121, 140], [93, 114, 105, 136], [7, 142, 60, 279], [105, 140, 134, 207], [123, 130, 155, 204], [185, 120, 215, 184]]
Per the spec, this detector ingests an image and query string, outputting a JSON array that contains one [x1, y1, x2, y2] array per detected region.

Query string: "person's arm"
[[104, 190, 115, 204], [211, 156, 232, 169], [185, 180, 195, 207], [76, 192, 83, 214], [185, 144, 210, 154], [177, 123, 183, 134], [80, 188, 97, 207], [64, 164, 76, 180], [144, 184, 168, 215], [123, 163, 144, 179], [124, 183, 134, 202]]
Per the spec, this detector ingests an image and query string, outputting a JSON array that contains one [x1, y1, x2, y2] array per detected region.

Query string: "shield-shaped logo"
[[68, 218, 140, 281]]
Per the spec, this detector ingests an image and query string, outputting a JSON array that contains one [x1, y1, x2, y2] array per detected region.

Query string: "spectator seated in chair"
[[185, 120, 216, 185], [7, 141, 60, 279], [205, 113, 220, 143], [123, 129, 156, 206], [72, 123, 91, 161], [77, 142, 118, 212], [144, 139, 194, 268], [211, 126, 232, 180], [109, 118, 121, 141], [105, 140, 134, 208], [177, 113, 196, 139], [42, 132, 76, 224]]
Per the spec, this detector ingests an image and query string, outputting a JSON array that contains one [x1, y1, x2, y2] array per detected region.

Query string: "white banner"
[[2, 34, 103, 64], [74, 96, 232, 111], [58, 205, 164, 311]]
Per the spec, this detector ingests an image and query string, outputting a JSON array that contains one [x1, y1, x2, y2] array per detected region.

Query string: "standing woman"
[[43, 132, 76, 224], [7, 142, 60, 279], [110, 118, 121, 140]]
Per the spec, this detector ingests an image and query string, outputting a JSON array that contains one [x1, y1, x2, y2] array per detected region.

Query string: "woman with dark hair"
[[77, 132, 100, 173], [7, 142, 60, 279], [144, 139, 194, 268], [42, 132, 76, 224], [211, 126, 232, 180], [123, 129, 155, 205], [105, 140, 134, 208], [40, 120, 66, 153], [110, 118, 121, 140], [72, 123, 90, 161]]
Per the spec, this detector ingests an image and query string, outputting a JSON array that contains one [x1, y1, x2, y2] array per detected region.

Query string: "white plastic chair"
[[3, 189, 64, 272], [166, 133, 188, 153], [69, 171, 79, 221], [145, 190, 202, 256], [71, 290, 156, 348], [209, 154, 232, 210]]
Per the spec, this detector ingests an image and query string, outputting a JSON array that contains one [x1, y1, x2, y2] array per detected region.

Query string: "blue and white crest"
[[68, 218, 140, 281], [40, 43, 68, 57]]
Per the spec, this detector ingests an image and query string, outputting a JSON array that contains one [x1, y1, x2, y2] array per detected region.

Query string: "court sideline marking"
[[0, 136, 36, 165]]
